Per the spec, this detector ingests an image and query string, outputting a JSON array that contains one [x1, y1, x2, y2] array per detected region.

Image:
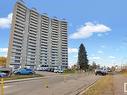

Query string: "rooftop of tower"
[[16, 0, 67, 22]]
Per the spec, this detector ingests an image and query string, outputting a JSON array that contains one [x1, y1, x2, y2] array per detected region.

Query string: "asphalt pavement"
[[0, 72, 100, 95], [113, 74, 127, 95]]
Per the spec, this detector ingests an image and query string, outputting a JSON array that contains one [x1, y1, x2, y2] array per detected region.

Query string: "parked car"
[[36, 67, 48, 71], [0, 71, 7, 77], [0, 67, 12, 77], [48, 68, 55, 72], [95, 68, 108, 75], [14, 68, 35, 75], [54, 68, 63, 73]]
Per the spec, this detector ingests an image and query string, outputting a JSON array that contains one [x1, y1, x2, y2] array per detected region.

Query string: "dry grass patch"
[[119, 70, 127, 77], [0, 74, 43, 81], [83, 75, 114, 95]]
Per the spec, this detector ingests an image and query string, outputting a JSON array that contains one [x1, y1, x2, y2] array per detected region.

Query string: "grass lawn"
[[0, 74, 43, 81], [83, 75, 114, 95], [63, 69, 76, 74], [119, 71, 127, 77], [63, 69, 93, 74]]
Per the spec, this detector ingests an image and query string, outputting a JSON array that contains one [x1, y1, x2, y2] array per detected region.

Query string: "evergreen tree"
[[78, 43, 88, 71], [92, 61, 97, 70]]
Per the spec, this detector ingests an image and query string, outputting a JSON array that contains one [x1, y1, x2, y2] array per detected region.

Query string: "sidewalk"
[[0, 77, 43, 84], [113, 74, 127, 95]]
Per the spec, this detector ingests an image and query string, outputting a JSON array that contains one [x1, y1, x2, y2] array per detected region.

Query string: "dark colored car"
[[95, 68, 108, 76], [0, 67, 12, 77], [0, 71, 7, 77]]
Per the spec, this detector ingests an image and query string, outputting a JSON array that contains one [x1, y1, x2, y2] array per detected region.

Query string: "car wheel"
[[16, 72, 21, 75]]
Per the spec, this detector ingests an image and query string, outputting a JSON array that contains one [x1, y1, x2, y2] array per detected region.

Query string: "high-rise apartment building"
[[7, 1, 68, 69]]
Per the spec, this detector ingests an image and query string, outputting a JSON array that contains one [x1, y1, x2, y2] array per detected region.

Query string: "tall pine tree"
[[78, 43, 88, 71]]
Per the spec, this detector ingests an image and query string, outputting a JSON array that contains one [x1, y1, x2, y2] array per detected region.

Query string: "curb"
[[63, 76, 101, 95], [78, 78, 99, 95], [0, 74, 67, 84], [0, 77, 44, 84]]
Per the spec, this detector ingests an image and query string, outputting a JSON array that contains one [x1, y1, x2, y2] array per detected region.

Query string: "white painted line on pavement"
[[78, 78, 100, 95], [4, 85, 13, 88]]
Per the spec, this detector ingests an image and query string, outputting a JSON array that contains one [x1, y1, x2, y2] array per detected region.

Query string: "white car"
[[95, 68, 108, 75], [54, 68, 63, 73]]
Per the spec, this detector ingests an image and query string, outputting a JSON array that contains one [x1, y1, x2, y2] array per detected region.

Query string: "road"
[[0, 72, 100, 95], [113, 74, 127, 95], [81, 73, 127, 95]]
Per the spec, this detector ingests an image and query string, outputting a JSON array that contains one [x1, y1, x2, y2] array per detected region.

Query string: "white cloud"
[[109, 56, 116, 59], [68, 60, 77, 68], [89, 56, 101, 60], [0, 48, 8, 57], [69, 22, 111, 39], [0, 55, 7, 57], [92, 56, 101, 60], [91, 54, 95, 57], [0, 48, 8, 52], [0, 13, 13, 28], [68, 48, 78, 53], [97, 50, 103, 54]]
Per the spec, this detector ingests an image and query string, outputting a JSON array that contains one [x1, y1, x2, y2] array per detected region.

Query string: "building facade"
[[7, 1, 68, 69]]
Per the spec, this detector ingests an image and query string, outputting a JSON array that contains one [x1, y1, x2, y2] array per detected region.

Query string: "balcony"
[[41, 34, 48, 38], [13, 38, 22, 43], [30, 22, 38, 28], [40, 45, 47, 48], [30, 14, 38, 20], [12, 49, 21, 54], [14, 33, 23, 38], [28, 41, 36, 46], [16, 13, 26, 20], [15, 24, 24, 30], [16, 10, 26, 17], [28, 46, 36, 51], [30, 17, 38, 22], [27, 52, 36, 56], [15, 23, 24, 28], [41, 16, 49, 20], [29, 25, 37, 30], [13, 34, 23, 40], [41, 42, 47, 46], [41, 24, 49, 28], [62, 33, 67, 36], [29, 35, 37, 40], [13, 44, 22, 49], [29, 32, 37, 37], [28, 36, 36, 41], [30, 10, 38, 17], [16, 16, 25, 22], [28, 39, 36, 43], [42, 20, 49, 24], [17, 7, 26, 13], [17, 3, 27, 11], [13, 42, 22, 47]]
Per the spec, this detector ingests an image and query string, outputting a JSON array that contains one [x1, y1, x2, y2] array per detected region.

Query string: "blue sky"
[[0, 0, 127, 67]]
